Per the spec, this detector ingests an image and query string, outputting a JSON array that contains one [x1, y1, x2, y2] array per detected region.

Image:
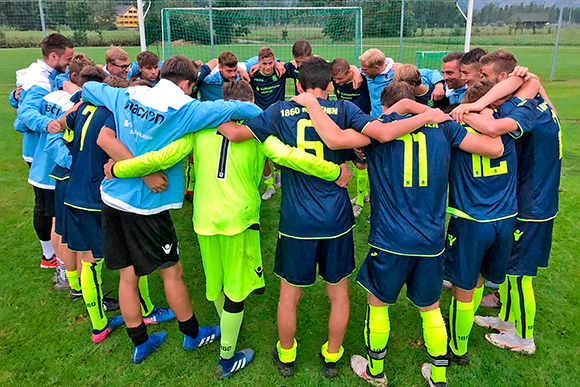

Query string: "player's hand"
[[451, 103, 480, 123], [142, 171, 168, 193], [422, 108, 451, 124], [104, 159, 115, 180], [275, 61, 286, 77], [431, 82, 445, 101], [195, 60, 203, 67], [351, 67, 363, 89], [249, 63, 260, 76], [238, 66, 250, 82], [47, 120, 62, 134], [510, 66, 529, 79], [290, 92, 318, 108], [354, 147, 366, 161], [335, 163, 352, 188], [14, 86, 22, 100]]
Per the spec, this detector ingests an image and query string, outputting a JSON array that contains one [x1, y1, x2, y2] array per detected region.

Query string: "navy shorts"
[[66, 206, 104, 259], [444, 216, 516, 290], [356, 247, 444, 308], [274, 230, 355, 286], [54, 179, 68, 238], [508, 219, 555, 276]]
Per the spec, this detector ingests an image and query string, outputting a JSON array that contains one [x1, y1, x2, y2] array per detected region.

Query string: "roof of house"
[[116, 4, 137, 16]]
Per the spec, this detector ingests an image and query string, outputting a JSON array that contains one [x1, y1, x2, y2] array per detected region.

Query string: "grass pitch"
[[0, 82, 579, 386]]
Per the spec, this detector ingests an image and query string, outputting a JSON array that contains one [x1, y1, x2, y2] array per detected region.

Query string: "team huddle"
[[10, 33, 561, 386]]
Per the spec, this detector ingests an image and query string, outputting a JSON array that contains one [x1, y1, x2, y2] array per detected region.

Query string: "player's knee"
[[224, 296, 244, 313]]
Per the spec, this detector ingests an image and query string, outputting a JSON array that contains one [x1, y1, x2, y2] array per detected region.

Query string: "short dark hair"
[[68, 53, 95, 75], [460, 47, 488, 66], [380, 82, 415, 108], [392, 64, 422, 87], [292, 40, 312, 59], [442, 51, 464, 63], [480, 49, 518, 75], [463, 80, 495, 104], [160, 55, 198, 85], [299, 56, 331, 91], [41, 33, 73, 58], [330, 58, 350, 77], [103, 75, 130, 88], [79, 66, 108, 84], [218, 51, 238, 68], [258, 47, 274, 60], [136, 51, 159, 68], [222, 80, 254, 102]]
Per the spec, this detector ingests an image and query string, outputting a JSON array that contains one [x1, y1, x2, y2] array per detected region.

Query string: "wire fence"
[[0, 0, 578, 86]]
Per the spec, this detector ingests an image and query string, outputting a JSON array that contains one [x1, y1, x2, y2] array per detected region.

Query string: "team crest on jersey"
[[124, 100, 165, 124]]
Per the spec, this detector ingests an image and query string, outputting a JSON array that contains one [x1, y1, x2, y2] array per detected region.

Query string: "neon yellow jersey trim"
[[359, 120, 373, 134], [367, 243, 445, 258], [516, 214, 558, 222], [278, 224, 355, 240], [447, 207, 518, 223], [244, 125, 264, 143], [64, 202, 102, 212], [49, 174, 70, 181]]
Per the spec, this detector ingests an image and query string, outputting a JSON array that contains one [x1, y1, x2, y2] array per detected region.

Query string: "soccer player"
[[359, 48, 396, 118], [393, 64, 447, 109], [14, 33, 74, 269], [102, 46, 131, 79], [291, 81, 503, 387], [197, 51, 254, 102], [249, 47, 289, 200], [452, 50, 561, 355], [460, 47, 488, 87], [99, 79, 350, 378], [441, 52, 467, 104], [86, 55, 262, 363], [331, 57, 372, 217], [129, 51, 162, 86], [443, 80, 519, 365]]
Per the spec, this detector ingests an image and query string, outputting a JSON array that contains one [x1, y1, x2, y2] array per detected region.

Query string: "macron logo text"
[[124, 101, 165, 124]]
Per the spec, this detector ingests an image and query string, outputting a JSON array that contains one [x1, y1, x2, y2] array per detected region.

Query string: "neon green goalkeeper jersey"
[[113, 130, 341, 236]]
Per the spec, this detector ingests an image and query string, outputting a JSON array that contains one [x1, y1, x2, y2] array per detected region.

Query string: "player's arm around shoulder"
[[82, 81, 123, 112], [455, 117, 504, 159], [364, 108, 450, 143], [461, 110, 519, 138]]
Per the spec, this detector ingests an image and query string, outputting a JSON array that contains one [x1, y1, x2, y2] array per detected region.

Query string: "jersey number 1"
[[397, 133, 427, 187], [215, 131, 230, 180]]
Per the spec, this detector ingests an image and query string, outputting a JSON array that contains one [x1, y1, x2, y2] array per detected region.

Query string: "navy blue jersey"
[[246, 99, 374, 238], [333, 78, 371, 114], [284, 62, 301, 95], [64, 103, 114, 211], [448, 125, 518, 222], [191, 64, 212, 99], [250, 71, 288, 110], [497, 97, 562, 221], [364, 113, 467, 256]]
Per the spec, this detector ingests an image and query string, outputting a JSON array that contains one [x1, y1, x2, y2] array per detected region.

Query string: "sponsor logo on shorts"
[[254, 266, 263, 278], [162, 244, 172, 254], [371, 251, 378, 257], [514, 230, 523, 242]]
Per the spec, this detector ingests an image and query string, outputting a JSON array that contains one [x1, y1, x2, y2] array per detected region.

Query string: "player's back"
[[64, 103, 113, 211], [365, 113, 467, 256], [497, 97, 562, 220], [448, 125, 518, 222], [246, 98, 372, 238], [192, 128, 265, 236]]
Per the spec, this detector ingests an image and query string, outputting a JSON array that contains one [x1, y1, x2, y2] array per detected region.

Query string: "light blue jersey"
[[28, 90, 74, 189], [198, 56, 259, 101], [13, 61, 61, 162], [82, 78, 263, 215], [446, 85, 467, 104]]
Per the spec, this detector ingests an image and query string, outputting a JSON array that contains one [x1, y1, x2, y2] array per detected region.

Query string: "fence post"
[[137, 0, 147, 52], [398, 0, 405, 62], [38, 0, 46, 37], [464, 0, 474, 51], [209, 0, 215, 58], [550, 7, 564, 82]]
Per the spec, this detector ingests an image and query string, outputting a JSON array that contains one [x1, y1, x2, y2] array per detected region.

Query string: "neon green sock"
[[472, 285, 484, 313], [364, 304, 390, 376], [80, 259, 106, 331], [355, 167, 368, 207], [214, 292, 225, 318], [66, 269, 81, 292], [138, 276, 155, 317], [277, 339, 297, 363], [321, 341, 344, 363], [499, 277, 515, 322], [263, 173, 274, 190], [509, 275, 536, 339], [449, 297, 474, 356], [220, 309, 244, 360], [420, 308, 447, 384]]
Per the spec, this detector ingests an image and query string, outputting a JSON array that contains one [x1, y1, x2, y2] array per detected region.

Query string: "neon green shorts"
[[197, 227, 264, 303]]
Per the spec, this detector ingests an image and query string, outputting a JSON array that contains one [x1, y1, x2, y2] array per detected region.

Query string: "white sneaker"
[[485, 331, 536, 355], [350, 196, 357, 205], [353, 204, 363, 218], [421, 363, 447, 387], [261, 188, 275, 200], [54, 266, 70, 291], [474, 316, 516, 333], [273, 173, 281, 188], [350, 355, 388, 386]]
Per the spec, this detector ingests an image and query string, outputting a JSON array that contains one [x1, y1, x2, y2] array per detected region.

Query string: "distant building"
[[116, 5, 138, 28], [512, 13, 549, 29]]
